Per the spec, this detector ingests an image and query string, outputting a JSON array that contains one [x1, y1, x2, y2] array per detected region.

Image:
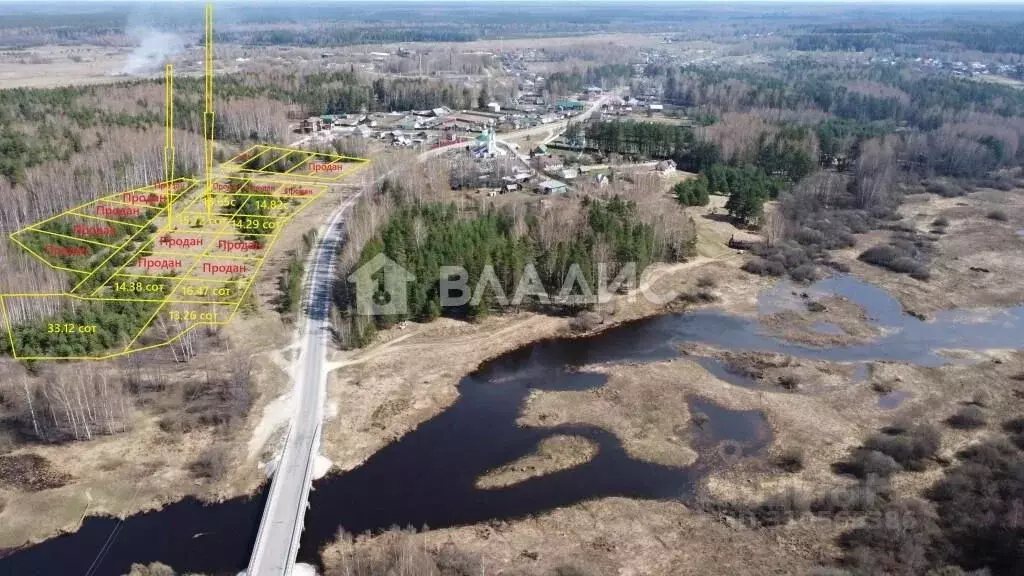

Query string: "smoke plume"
[[121, 27, 185, 75]]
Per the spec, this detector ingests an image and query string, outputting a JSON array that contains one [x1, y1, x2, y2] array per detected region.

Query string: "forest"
[[793, 24, 1024, 58], [544, 64, 634, 98], [1, 297, 163, 359], [335, 194, 692, 346], [639, 62, 1024, 184], [366, 198, 671, 318]]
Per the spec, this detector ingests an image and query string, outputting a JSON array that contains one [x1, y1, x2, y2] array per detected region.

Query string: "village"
[[294, 82, 684, 199]]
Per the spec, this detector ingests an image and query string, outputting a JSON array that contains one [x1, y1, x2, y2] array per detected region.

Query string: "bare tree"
[[854, 137, 897, 210]]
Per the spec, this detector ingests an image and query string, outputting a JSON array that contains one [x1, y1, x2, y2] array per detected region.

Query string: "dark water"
[[0, 319, 772, 576], [3, 275, 1023, 576]]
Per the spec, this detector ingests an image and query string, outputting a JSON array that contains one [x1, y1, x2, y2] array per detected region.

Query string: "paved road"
[[496, 94, 611, 164], [246, 94, 614, 574], [246, 192, 358, 576]]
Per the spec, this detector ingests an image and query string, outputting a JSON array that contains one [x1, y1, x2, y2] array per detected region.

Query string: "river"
[[2, 275, 1022, 576]]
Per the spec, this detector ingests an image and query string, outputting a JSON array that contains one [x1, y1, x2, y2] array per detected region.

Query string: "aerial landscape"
[[1, 1, 1024, 575]]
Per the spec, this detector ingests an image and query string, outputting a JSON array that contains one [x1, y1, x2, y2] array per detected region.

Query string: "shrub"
[[795, 227, 825, 246], [675, 290, 719, 305], [885, 221, 918, 234], [436, 541, 484, 576], [774, 448, 805, 472], [189, 446, 229, 481], [932, 216, 950, 228], [909, 267, 932, 281], [765, 260, 787, 276], [927, 439, 1024, 574], [823, 259, 852, 273], [1002, 417, 1024, 435], [836, 448, 902, 479], [968, 390, 991, 407], [837, 498, 941, 576], [864, 424, 941, 471], [871, 380, 896, 394], [694, 289, 718, 302], [859, 245, 900, 267], [807, 301, 827, 312], [0, 454, 72, 491], [789, 264, 819, 283], [946, 406, 986, 430], [986, 209, 1009, 222], [328, 529, 484, 576], [126, 563, 176, 576], [832, 433, 1024, 576], [859, 241, 931, 280], [812, 477, 892, 516], [696, 274, 717, 289], [778, 374, 801, 390], [741, 258, 766, 275], [742, 258, 786, 277], [889, 256, 926, 275], [926, 182, 965, 198], [756, 488, 811, 526], [569, 311, 603, 333]]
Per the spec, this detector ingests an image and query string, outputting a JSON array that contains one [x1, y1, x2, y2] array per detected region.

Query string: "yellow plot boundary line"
[[283, 152, 317, 174], [257, 145, 370, 162], [177, 211, 289, 221], [64, 212, 147, 229], [120, 185, 261, 352], [6, 297, 206, 360], [223, 225, 285, 325], [256, 149, 294, 172], [88, 237, 157, 297], [171, 229, 278, 238], [0, 5, 370, 359], [70, 197, 176, 293], [144, 250, 265, 263], [203, 189, 322, 200], [22, 227, 122, 250], [7, 234, 95, 276], [0, 295, 14, 358], [3, 162, 366, 359], [113, 272, 252, 286], [230, 146, 277, 170], [225, 144, 263, 163]]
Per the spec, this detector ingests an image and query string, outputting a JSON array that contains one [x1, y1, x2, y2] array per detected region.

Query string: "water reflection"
[[3, 275, 1022, 576]]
